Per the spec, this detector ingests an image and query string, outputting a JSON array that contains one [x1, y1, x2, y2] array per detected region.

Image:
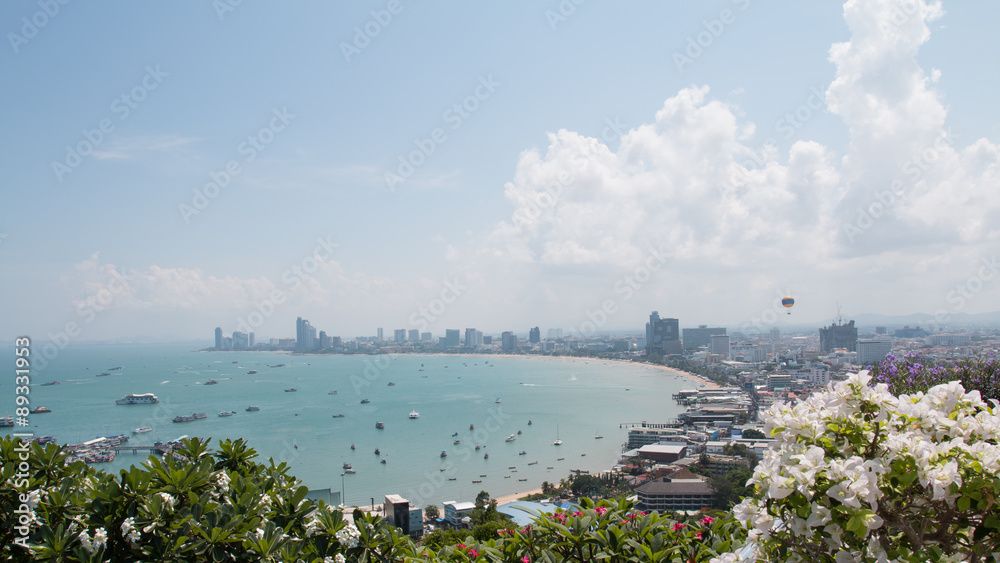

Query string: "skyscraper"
[[501, 331, 517, 353], [408, 329, 419, 342], [377, 328, 384, 342], [682, 325, 726, 351], [529, 327, 540, 344], [819, 320, 858, 353], [394, 329, 406, 343], [232, 331, 249, 351], [645, 312, 681, 356], [215, 327, 223, 349], [444, 329, 460, 347], [296, 317, 317, 350]]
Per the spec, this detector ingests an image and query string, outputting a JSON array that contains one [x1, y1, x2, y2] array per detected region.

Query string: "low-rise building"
[[637, 444, 687, 464], [635, 478, 714, 513], [442, 501, 476, 527]]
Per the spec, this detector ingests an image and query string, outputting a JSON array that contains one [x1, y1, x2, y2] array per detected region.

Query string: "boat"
[[218, 411, 236, 417], [472, 480, 482, 483], [328, 390, 338, 395], [30, 407, 51, 413], [453, 439, 461, 445], [557, 457, 565, 461], [204, 379, 218, 385], [380, 459, 387, 464], [440, 450, 447, 457], [350, 443, 355, 450], [344, 469, 356, 474], [528, 420, 532, 425], [332, 413, 346, 418], [595, 433, 604, 439], [470, 424, 474, 430], [508, 466, 516, 469], [133, 426, 152, 434], [475, 444, 481, 450], [554, 424, 563, 446], [173, 415, 195, 423], [0, 415, 15, 427], [116, 393, 159, 405], [96, 373, 110, 377], [247, 370, 258, 374], [505, 434, 516, 442], [528, 461, 538, 465], [518, 478, 528, 482], [480, 474, 487, 477], [504, 476, 510, 479], [581, 453, 586, 456], [517, 429, 522, 435], [192, 413, 207, 419], [108, 367, 122, 371], [484, 452, 489, 459], [448, 477, 457, 481], [375, 421, 385, 429], [518, 450, 527, 455], [546, 466, 554, 469], [452, 432, 459, 437], [41, 381, 59, 386], [409, 411, 420, 419], [246, 406, 260, 411], [343, 462, 352, 469], [360, 399, 371, 404], [495, 398, 502, 403], [284, 388, 297, 392], [387, 382, 395, 386]]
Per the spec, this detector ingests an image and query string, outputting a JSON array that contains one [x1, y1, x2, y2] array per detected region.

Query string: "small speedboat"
[[380, 459, 387, 464], [350, 443, 355, 450], [344, 469, 356, 474]]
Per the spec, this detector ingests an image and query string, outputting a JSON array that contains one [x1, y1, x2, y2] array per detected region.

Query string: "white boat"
[[505, 434, 516, 442], [409, 411, 420, 419], [495, 398, 502, 403], [218, 411, 236, 417], [133, 426, 152, 434], [116, 393, 159, 405], [344, 468, 356, 474], [554, 424, 563, 446]]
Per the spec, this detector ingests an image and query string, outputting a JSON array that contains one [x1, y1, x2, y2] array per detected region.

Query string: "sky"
[[2, 0, 1000, 343]]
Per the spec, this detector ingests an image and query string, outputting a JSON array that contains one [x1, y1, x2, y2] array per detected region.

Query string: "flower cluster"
[[335, 523, 360, 549], [120, 516, 141, 543], [718, 370, 1000, 562], [323, 554, 345, 563], [78, 527, 107, 554]]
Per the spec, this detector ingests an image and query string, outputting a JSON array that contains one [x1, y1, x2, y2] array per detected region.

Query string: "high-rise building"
[[857, 339, 893, 365], [408, 329, 419, 342], [710, 334, 730, 357], [394, 329, 406, 343], [645, 312, 681, 356], [464, 328, 483, 348], [501, 331, 517, 353], [421, 332, 432, 341], [319, 331, 331, 349], [682, 325, 726, 350], [223, 336, 233, 350], [233, 331, 249, 351], [547, 328, 563, 339], [819, 320, 858, 353], [215, 327, 223, 349], [249, 332, 255, 348], [529, 327, 540, 344], [444, 329, 460, 347], [296, 317, 316, 350], [769, 328, 780, 341], [377, 328, 384, 342], [875, 326, 887, 335]]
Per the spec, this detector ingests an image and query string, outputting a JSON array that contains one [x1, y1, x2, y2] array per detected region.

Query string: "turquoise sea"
[[2, 344, 703, 508]]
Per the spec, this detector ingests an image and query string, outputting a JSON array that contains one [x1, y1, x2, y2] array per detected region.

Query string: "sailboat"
[[595, 427, 604, 439], [553, 424, 562, 446]]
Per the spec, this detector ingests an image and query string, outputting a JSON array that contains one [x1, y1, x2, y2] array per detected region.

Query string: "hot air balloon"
[[781, 296, 794, 315]]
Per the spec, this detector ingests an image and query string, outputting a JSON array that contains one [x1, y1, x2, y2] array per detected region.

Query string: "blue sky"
[[2, 0, 1000, 342]]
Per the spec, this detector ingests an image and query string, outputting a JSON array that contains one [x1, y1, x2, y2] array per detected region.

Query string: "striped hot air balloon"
[[781, 296, 794, 314]]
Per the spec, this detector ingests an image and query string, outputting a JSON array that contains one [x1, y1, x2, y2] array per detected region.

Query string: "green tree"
[[424, 504, 439, 519], [740, 428, 765, 439]]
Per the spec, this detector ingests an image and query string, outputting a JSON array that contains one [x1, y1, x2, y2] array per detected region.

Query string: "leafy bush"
[[869, 354, 1000, 403], [716, 370, 1000, 563], [2, 436, 744, 561]]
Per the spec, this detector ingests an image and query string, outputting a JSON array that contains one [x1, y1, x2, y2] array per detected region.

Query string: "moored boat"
[[31, 406, 51, 413], [218, 411, 236, 417], [284, 388, 297, 392], [204, 379, 218, 385], [246, 406, 260, 411], [41, 381, 60, 386], [375, 421, 385, 429], [133, 426, 152, 434], [116, 393, 159, 405], [409, 411, 420, 419]]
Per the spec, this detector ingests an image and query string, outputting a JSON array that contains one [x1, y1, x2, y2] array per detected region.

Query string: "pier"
[[109, 445, 171, 455], [618, 420, 682, 429]]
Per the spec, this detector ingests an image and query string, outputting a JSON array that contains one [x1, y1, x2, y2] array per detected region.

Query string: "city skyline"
[[3, 1, 1000, 344]]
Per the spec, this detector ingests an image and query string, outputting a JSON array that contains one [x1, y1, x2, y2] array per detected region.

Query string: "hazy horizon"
[[3, 1, 1000, 344]]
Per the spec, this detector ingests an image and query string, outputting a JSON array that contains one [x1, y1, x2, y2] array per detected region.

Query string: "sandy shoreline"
[[491, 487, 544, 506]]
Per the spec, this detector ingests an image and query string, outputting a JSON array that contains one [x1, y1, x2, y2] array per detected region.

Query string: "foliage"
[[2, 437, 746, 562], [424, 504, 440, 519], [869, 353, 1000, 402], [715, 370, 1000, 563], [708, 467, 755, 510], [741, 428, 766, 440]]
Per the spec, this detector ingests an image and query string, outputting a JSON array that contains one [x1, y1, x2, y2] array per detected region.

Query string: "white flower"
[[335, 554, 346, 563], [214, 471, 231, 491], [157, 492, 176, 509], [335, 523, 361, 548], [120, 517, 141, 543], [709, 554, 740, 563], [78, 527, 108, 554]]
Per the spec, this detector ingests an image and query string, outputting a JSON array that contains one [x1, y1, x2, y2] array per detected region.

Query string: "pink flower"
[[595, 506, 608, 515], [700, 516, 715, 525], [572, 511, 583, 517], [469, 548, 479, 557], [457, 543, 466, 549], [521, 557, 530, 563], [521, 526, 531, 535], [695, 531, 703, 540], [672, 523, 686, 531]]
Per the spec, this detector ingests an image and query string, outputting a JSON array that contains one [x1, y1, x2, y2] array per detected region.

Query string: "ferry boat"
[[375, 421, 385, 429], [41, 381, 60, 386], [246, 406, 260, 411], [218, 411, 236, 417], [204, 379, 219, 385], [409, 411, 420, 419], [116, 393, 159, 405], [360, 398, 371, 404], [133, 426, 152, 434], [31, 406, 51, 413]]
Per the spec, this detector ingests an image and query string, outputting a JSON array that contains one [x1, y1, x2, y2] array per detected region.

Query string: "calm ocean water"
[[2, 343, 702, 507]]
